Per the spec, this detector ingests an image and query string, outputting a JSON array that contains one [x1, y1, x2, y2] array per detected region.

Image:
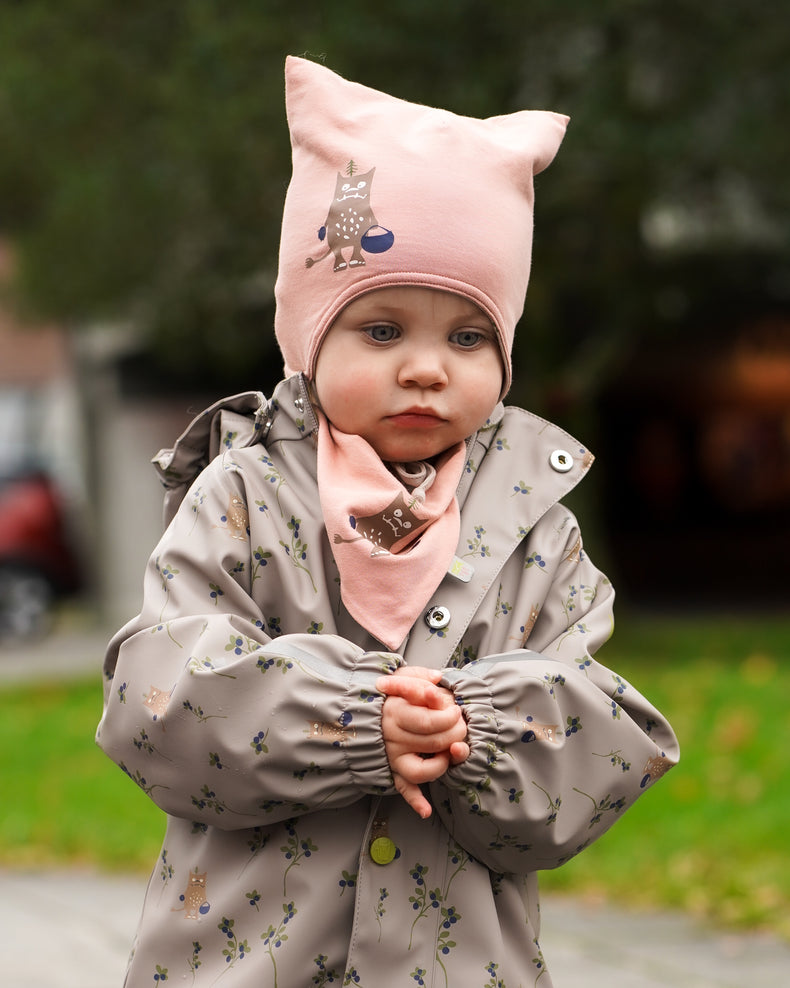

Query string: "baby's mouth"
[[387, 410, 444, 427]]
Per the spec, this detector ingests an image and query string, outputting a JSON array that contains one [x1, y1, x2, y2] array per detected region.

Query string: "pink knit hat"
[[274, 56, 568, 397]]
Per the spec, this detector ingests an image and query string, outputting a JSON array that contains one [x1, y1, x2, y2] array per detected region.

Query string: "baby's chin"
[[375, 440, 463, 465]]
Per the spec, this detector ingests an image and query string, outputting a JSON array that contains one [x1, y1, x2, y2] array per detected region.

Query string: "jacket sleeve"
[[96, 454, 398, 831], [428, 511, 679, 875]]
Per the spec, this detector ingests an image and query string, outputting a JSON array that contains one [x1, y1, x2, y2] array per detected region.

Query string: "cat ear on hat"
[[484, 108, 570, 181]]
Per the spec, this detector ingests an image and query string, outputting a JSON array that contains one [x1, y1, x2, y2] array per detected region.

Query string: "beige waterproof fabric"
[[97, 374, 678, 987]]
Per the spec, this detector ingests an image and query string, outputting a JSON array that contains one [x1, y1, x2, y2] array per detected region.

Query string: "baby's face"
[[313, 287, 503, 462]]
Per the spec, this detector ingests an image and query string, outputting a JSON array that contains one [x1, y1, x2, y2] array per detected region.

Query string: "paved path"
[[1, 869, 789, 987], [0, 613, 110, 683], [2, 621, 790, 986]]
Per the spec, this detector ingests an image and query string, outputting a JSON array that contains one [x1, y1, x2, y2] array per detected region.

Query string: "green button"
[[370, 836, 397, 865]]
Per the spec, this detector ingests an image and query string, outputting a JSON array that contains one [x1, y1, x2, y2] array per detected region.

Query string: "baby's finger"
[[385, 698, 462, 739], [391, 666, 443, 683], [448, 740, 470, 765], [376, 675, 452, 710], [392, 750, 451, 785], [392, 773, 433, 819]]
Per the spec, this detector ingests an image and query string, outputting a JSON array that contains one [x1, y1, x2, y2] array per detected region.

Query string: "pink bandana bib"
[[316, 411, 466, 649]]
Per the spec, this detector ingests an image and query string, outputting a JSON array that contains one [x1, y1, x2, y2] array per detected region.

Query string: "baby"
[[315, 284, 500, 818], [98, 56, 678, 987]]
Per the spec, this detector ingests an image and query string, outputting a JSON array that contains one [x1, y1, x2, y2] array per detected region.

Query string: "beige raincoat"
[[97, 373, 678, 987]]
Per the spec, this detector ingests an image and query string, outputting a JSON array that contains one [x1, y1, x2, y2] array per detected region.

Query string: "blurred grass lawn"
[[1, 613, 788, 940]]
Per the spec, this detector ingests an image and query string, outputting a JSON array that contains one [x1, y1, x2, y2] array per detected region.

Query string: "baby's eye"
[[451, 329, 487, 348], [364, 323, 399, 343]]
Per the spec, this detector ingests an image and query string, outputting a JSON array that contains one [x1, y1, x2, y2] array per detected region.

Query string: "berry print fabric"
[[97, 373, 678, 987]]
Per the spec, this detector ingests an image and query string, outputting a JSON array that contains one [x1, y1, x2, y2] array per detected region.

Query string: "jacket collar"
[[401, 405, 594, 666], [266, 373, 320, 443]]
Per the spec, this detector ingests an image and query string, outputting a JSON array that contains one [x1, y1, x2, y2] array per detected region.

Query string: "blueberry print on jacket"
[[97, 374, 678, 987]]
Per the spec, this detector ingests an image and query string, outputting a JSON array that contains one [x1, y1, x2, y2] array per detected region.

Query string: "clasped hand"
[[376, 666, 469, 819]]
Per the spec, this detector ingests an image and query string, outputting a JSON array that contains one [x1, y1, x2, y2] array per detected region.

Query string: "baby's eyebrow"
[[460, 308, 495, 330], [462, 319, 496, 336]]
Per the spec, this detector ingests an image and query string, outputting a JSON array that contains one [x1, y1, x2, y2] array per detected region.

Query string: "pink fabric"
[[316, 411, 467, 649], [274, 56, 569, 399], [273, 57, 568, 644]]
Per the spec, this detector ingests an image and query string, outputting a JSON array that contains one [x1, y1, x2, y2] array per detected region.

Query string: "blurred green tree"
[[0, 0, 787, 403]]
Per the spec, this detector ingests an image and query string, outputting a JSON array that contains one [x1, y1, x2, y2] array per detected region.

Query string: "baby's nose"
[[398, 348, 449, 388]]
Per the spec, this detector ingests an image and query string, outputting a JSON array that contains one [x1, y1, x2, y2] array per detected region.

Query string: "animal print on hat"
[[305, 161, 394, 273]]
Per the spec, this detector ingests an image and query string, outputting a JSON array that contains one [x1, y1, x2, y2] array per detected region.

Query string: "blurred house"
[[74, 328, 215, 628], [0, 264, 86, 635], [598, 316, 790, 609], [0, 243, 200, 631], [3, 231, 787, 625]]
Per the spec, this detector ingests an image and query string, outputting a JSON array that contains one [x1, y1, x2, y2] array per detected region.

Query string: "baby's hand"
[[377, 667, 469, 818]]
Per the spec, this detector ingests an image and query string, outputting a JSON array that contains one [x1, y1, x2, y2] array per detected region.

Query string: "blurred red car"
[[0, 470, 83, 639]]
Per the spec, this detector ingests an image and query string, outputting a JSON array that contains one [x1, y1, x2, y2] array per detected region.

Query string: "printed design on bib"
[[331, 490, 429, 557], [305, 160, 394, 272]]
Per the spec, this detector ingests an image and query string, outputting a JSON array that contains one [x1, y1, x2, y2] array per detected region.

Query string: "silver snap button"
[[425, 605, 451, 630], [549, 449, 574, 473]]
